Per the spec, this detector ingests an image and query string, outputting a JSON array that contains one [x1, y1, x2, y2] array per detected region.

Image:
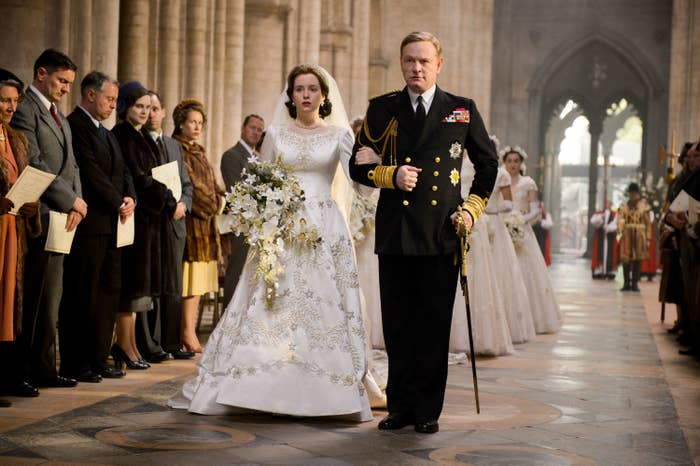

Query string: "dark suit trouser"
[[59, 235, 121, 375], [159, 231, 186, 353], [223, 233, 249, 307], [378, 253, 458, 422], [20, 236, 64, 383]]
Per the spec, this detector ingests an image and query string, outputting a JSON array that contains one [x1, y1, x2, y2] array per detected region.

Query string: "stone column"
[[223, 0, 246, 150], [320, 0, 353, 106], [118, 0, 150, 83], [668, 0, 700, 144], [349, 0, 370, 118], [243, 0, 289, 123], [208, 0, 227, 178], [297, 0, 321, 63], [0, 0, 46, 83], [585, 118, 602, 258], [368, 0, 388, 97], [157, 0, 182, 135], [184, 0, 208, 102], [92, 0, 121, 128]]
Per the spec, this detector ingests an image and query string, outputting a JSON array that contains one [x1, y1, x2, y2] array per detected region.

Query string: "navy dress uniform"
[[349, 86, 497, 425]]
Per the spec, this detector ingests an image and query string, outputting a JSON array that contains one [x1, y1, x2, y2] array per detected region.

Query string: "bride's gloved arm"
[[338, 128, 374, 197], [522, 201, 541, 223]]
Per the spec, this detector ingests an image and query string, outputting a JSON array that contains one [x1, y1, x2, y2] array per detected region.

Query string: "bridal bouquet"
[[503, 212, 526, 250], [349, 192, 378, 243], [224, 155, 321, 309]]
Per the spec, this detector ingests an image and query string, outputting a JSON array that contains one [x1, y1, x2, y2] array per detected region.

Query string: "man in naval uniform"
[[349, 31, 497, 433]]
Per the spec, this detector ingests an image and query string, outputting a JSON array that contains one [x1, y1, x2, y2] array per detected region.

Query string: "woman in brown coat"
[[172, 99, 221, 353], [0, 69, 41, 405]]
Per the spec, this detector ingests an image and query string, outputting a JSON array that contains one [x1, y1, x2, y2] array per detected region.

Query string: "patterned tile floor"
[[0, 257, 698, 465]]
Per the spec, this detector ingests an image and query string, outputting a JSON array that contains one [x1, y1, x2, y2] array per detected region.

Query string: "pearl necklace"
[[294, 120, 323, 130]]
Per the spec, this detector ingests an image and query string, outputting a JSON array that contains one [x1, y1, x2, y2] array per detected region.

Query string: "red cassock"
[[640, 218, 660, 276]]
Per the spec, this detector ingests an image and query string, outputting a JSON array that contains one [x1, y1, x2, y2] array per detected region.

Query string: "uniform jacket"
[[11, 86, 82, 217], [67, 107, 136, 236], [350, 86, 497, 255]]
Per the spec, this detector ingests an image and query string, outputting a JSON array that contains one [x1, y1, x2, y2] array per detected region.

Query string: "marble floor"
[[0, 257, 698, 465]]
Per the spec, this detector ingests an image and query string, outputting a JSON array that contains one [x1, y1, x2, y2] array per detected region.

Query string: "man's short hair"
[[80, 70, 119, 98], [33, 49, 77, 77], [400, 31, 442, 57], [243, 114, 264, 127]]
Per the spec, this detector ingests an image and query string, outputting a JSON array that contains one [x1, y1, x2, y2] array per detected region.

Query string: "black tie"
[[98, 123, 109, 143], [156, 136, 168, 163], [415, 95, 426, 125]]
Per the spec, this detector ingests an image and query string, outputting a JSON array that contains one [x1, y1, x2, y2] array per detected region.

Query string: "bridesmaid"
[[503, 146, 562, 334]]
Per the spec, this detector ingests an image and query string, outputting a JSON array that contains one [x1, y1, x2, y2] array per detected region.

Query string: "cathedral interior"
[[1, 1, 700, 464]]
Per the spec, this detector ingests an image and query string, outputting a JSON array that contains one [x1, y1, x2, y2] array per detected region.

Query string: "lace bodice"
[[261, 123, 354, 200], [511, 175, 537, 214]]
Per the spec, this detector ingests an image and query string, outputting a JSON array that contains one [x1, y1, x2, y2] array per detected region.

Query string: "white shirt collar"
[[239, 139, 255, 156], [407, 84, 437, 112], [149, 130, 164, 142], [29, 84, 52, 112], [78, 105, 101, 128]]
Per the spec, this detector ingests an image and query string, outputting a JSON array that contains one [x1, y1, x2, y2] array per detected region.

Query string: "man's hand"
[[65, 210, 83, 232], [354, 146, 382, 165], [450, 210, 473, 233], [18, 201, 39, 218], [120, 197, 135, 218], [173, 202, 186, 220], [0, 197, 14, 215], [72, 197, 88, 218], [396, 165, 422, 191]]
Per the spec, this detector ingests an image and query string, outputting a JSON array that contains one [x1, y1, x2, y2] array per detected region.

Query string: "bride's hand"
[[355, 146, 382, 165]]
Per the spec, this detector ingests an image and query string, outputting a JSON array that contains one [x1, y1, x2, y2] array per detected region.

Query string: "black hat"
[[0, 68, 24, 93], [628, 182, 640, 193]]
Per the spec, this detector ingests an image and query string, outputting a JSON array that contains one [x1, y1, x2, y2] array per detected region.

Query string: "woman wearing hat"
[[172, 99, 222, 354], [0, 69, 41, 404], [111, 81, 175, 369], [618, 182, 652, 291]]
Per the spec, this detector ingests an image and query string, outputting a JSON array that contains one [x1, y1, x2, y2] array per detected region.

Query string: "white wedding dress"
[[485, 168, 536, 343], [450, 160, 514, 356], [169, 123, 372, 421], [511, 175, 562, 334]]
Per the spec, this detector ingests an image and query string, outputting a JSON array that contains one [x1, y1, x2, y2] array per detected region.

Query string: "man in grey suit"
[[139, 91, 195, 361], [220, 114, 264, 306], [11, 49, 86, 389]]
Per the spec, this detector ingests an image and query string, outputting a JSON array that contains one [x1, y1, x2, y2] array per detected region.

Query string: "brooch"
[[449, 142, 462, 159], [450, 168, 460, 186], [442, 108, 470, 123]]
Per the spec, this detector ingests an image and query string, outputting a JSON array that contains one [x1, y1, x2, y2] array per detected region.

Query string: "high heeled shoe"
[[111, 344, 149, 370]]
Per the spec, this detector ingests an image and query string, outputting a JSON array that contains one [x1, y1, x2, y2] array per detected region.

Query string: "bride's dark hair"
[[284, 65, 332, 119]]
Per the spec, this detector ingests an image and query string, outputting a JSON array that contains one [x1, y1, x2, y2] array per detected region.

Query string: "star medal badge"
[[449, 142, 462, 159], [450, 168, 460, 186]]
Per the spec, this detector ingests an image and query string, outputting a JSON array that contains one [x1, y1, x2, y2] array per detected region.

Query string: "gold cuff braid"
[[462, 194, 488, 223], [368, 165, 397, 189]]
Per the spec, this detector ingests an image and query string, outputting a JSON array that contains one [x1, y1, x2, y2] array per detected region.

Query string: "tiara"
[[498, 145, 528, 160]]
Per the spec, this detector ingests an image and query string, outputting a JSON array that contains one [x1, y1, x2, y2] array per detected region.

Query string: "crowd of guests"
[[0, 49, 267, 407], [659, 141, 700, 357]]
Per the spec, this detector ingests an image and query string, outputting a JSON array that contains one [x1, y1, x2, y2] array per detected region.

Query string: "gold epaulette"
[[369, 90, 400, 101], [462, 194, 488, 223]]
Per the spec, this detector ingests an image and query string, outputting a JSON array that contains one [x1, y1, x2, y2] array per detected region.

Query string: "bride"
[[169, 65, 380, 421]]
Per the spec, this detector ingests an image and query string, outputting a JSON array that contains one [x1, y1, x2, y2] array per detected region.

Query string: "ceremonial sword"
[[456, 206, 480, 414]]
